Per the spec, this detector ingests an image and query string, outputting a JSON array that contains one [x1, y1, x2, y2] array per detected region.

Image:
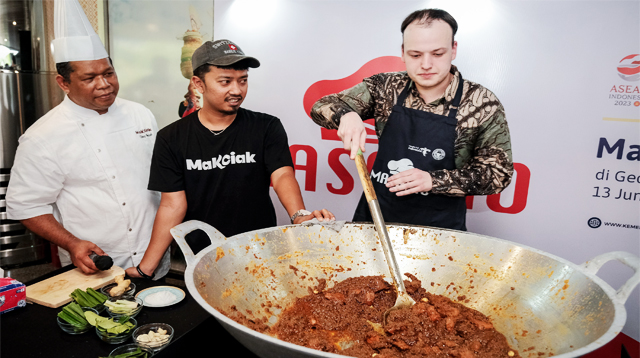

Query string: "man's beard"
[[220, 96, 242, 115], [220, 108, 239, 115]]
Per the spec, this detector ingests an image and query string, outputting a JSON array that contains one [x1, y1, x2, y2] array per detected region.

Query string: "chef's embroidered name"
[[186, 152, 256, 170], [136, 128, 153, 138]]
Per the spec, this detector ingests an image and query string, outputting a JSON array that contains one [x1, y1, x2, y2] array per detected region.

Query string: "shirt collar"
[[409, 65, 461, 106], [61, 94, 117, 119], [443, 65, 461, 103]]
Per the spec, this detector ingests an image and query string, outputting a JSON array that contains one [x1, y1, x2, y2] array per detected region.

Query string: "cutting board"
[[26, 266, 124, 308]]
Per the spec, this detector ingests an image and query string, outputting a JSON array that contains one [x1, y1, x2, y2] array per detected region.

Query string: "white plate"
[[135, 286, 185, 307]]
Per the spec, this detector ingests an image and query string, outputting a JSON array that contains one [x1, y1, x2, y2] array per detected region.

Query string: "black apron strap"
[[396, 80, 412, 107], [448, 74, 464, 118]]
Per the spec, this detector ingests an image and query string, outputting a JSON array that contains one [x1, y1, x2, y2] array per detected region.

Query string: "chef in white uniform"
[[5, 0, 170, 278]]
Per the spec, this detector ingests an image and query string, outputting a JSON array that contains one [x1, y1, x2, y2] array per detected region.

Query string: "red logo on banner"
[[303, 56, 406, 144], [617, 54, 640, 81], [469, 163, 531, 214]]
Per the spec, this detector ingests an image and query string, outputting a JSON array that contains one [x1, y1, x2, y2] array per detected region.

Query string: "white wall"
[[109, 0, 215, 129]]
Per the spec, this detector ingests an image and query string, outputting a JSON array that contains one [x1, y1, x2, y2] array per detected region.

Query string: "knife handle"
[[89, 253, 113, 271]]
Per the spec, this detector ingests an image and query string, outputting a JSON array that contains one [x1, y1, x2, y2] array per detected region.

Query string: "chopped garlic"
[[136, 328, 170, 347]]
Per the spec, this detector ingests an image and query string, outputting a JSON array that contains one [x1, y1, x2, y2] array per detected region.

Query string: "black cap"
[[191, 39, 260, 71]]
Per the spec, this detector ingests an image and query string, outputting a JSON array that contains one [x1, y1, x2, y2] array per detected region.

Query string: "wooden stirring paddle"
[[354, 149, 416, 326]]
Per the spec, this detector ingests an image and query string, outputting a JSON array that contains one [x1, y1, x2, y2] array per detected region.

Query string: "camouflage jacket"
[[310, 67, 513, 196]]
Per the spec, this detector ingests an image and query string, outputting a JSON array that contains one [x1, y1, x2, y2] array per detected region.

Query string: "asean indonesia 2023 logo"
[[617, 54, 640, 81], [609, 54, 640, 107]]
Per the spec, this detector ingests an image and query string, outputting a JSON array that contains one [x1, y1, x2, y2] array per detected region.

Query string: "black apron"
[[353, 76, 467, 231]]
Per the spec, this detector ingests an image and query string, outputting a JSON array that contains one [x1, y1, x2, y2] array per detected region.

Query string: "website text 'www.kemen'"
[[603, 221, 640, 229]]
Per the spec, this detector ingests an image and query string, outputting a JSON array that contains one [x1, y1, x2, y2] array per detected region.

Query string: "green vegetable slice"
[[84, 311, 101, 326], [57, 302, 89, 328], [106, 322, 133, 335], [87, 287, 108, 304], [104, 300, 138, 314], [70, 288, 99, 307], [92, 315, 134, 337]]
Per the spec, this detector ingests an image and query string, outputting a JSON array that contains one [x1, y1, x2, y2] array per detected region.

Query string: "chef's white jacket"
[[6, 95, 170, 279]]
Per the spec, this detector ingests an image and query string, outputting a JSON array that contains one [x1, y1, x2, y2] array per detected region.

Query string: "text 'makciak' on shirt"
[[148, 108, 293, 253]]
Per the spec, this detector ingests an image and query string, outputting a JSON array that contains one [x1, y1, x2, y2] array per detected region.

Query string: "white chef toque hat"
[[51, 0, 108, 63]]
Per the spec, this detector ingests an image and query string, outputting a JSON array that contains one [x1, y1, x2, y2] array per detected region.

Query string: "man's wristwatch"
[[290, 209, 312, 224]]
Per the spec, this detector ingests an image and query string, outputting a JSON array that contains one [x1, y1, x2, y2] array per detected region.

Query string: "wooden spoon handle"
[[355, 149, 377, 202]]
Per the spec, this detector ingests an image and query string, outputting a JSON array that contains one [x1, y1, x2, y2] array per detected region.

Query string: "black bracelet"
[[136, 265, 154, 280]]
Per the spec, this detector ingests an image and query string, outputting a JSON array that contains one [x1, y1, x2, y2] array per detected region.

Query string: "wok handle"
[[580, 251, 640, 303], [170, 220, 227, 267]]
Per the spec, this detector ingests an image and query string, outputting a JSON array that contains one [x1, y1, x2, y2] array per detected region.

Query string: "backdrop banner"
[[112, 0, 639, 348], [211, 0, 639, 343]]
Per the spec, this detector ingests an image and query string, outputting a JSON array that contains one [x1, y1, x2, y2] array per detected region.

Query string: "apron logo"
[[408, 145, 431, 156], [432, 149, 446, 160], [388, 158, 414, 174], [370, 158, 428, 196], [370, 158, 414, 185], [408, 145, 446, 160]]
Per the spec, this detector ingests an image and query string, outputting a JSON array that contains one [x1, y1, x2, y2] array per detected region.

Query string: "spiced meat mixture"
[[223, 274, 520, 358]]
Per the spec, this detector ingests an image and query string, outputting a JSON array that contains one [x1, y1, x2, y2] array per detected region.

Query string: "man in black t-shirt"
[[125, 39, 334, 279]]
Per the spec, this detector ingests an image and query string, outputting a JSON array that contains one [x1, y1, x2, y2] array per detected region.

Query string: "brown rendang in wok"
[[222, 274, 520, 358]]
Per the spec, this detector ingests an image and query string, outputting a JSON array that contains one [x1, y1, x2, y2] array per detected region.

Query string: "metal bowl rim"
[[184, 222, 628, 358]]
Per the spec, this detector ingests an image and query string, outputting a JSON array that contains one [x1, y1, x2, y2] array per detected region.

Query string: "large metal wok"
[[170, 221, 639, 358]]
